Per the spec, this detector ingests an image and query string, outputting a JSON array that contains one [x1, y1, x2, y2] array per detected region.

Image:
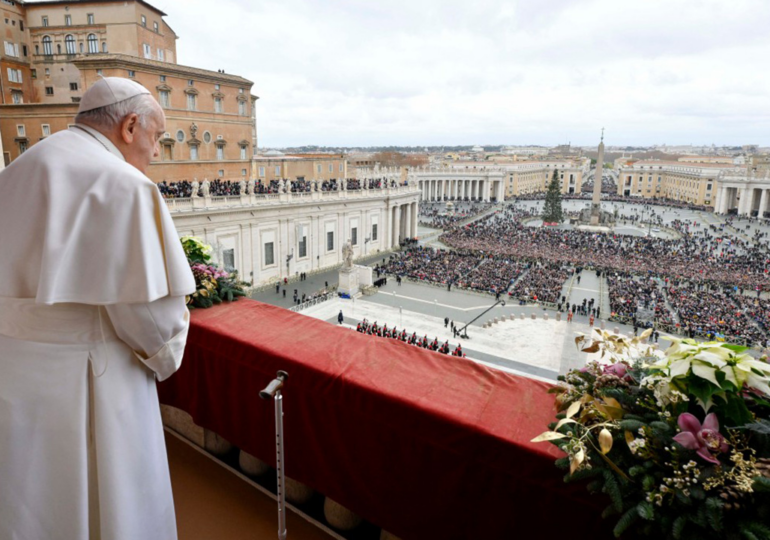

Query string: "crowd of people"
[[355, 319, 466, 357], [509, 262, 571, 305], [418, 202, 495, 229]]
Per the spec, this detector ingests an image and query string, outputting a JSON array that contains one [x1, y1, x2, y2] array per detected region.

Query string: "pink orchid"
[[604, 362, 628, 378], [673, 413, 728, 464]]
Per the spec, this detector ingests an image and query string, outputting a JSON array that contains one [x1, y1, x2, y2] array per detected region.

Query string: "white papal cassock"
[[0, 125, 196, 540]]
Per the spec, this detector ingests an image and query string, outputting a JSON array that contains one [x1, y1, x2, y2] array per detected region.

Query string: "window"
[[69, 82, 78, 91], [19, 20, 23, 31], [65, 34, 75, 54], [241, 169, 247, 176], [223, 249, 235, 272], [95, 69, 101, 76], [317, 164, 322, 173], [214, 83, 220, 90], [87, 13, 94, 24], [203, 131, 211, 143], [11, 90, 22, 103], [372, 223, 378, 241], [176, 130, 184, 143], [298, 230, 307, 258], [141, 15, 146, 27], [159, 75, 166, 82], [42, 16, 48, 27], [159, 90, 169, 108], [214, 97, 222, 113], [216, 146, 224, 160], [326, 231, 334, 251], [351, 227, 358, 246], [238, 100, 246, 115], [42, 124, 51, 137], [274, 166, 280, 176], [258, 167, 265, 177], [22, 45, 26, 56], [45, 86, 53, 95], [153, 21, 159, 32], [16, 124, 25, 136], [127, 70, 135, 78], [240, 146, 247, 160], [239, 88, 244, 94], [218, 169, 224, 177], [189, 145, 198, 160], [157, 48, 164, 61], [45, 68, 50, 76], [339, 163, 344, 172], [64, 14, 71, 26], [42, 35, 52, 55], [264, 242, 274, 266], [4, 41, 18, 57], [186, 93, 196, 111], [329, 164, 334, 173], [87, 34, 97, 54], [187, 79, 194, 86], [102, 42, 107, 53], [18, 140, 27, 154], [7, 68, 22, 83], [79, 43, 83, 53], [142, 43, 151, 59]]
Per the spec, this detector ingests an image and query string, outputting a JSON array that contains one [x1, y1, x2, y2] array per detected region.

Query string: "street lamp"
[[286, 249, 294, 277], [364, 236, 371, 257]]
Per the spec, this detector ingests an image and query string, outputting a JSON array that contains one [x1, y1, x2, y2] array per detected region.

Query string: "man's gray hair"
[[74, 94, 159, 130]]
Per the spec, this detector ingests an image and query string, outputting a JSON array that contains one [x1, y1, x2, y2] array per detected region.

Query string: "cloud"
[[31, 0, 770, 146]]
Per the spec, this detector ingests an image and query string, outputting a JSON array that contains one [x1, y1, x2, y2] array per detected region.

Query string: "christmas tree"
[[542, 169, 564, 223]]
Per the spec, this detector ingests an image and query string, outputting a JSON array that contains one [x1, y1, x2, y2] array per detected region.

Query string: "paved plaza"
[[250, 199, 770, 382]]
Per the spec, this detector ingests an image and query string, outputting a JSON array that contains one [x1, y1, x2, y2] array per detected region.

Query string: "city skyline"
[[37, 0, 770, 148]]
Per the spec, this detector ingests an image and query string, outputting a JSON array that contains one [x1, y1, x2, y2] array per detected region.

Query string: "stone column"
[[411, 202, 418, 237], [394, 205, 402, 246], [404, 203, 412, 240], [760, 189, 769, 218]]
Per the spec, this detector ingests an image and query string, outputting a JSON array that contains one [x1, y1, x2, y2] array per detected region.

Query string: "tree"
[[542, 169, 564, 224]]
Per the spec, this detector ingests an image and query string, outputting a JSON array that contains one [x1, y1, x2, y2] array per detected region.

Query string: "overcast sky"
[[154, 0, 769, 147]]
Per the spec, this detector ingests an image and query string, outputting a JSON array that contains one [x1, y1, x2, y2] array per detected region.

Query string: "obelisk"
[[590, 129, 605, 225]]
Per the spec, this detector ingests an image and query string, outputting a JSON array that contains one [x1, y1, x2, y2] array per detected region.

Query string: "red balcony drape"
[[159, 299, 611, 539]]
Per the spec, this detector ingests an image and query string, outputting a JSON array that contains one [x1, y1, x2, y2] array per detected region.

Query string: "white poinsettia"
[[645, 338, 770, 398]]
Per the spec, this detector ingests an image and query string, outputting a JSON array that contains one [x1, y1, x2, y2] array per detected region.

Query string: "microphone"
[[260, 370, 289, 400]]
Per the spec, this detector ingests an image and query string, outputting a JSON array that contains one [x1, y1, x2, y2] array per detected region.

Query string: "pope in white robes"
[[0, 78, 195, 540]]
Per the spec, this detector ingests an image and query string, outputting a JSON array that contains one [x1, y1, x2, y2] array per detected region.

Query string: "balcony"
[[159, 299, 612, 539], [163, 184, 420, 214]]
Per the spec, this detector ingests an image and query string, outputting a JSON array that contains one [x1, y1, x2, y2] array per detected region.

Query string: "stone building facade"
[[0, 0, 256, 182], [252, 152, 348, 183], [167, 182, 420, 285], [615, 160, 733, 206]]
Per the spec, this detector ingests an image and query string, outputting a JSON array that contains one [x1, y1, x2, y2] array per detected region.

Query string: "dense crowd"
[[509, 262, 571, 304], [606, 272, 674, 327], [355, 319, 466, 357], [418, 202, 495, 229]]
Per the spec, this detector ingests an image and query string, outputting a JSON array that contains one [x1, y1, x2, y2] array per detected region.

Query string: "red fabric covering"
[[159, 299, 612, 539]]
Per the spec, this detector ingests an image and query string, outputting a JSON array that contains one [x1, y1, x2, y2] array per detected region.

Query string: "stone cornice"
[[72, 53, 255, 89]]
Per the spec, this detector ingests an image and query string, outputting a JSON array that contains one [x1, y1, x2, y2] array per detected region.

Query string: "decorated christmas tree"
[[542, 169, 564, 224]]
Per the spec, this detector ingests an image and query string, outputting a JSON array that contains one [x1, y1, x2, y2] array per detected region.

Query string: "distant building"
[[615, 160, 734, 205], [252, 152, 347, 183], [0, 0, 257, 183]]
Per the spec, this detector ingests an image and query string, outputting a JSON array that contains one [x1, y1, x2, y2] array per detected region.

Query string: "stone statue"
[[239, 180, 246, 195], [190, 122, 198, 139], [202, 179, 210, 197], [191, 180, 200, 198], [342, 241, 354, 269]]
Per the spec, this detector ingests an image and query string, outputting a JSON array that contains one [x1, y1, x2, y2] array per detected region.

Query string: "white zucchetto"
[[77, 77, 151, 114]]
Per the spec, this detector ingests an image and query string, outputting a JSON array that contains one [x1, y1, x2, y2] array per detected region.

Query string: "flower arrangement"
[[181, 236, 247, 308], [533, 329, 770, 539]]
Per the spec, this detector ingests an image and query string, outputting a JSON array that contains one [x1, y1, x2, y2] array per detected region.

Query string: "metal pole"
[[275, 391, 286, 540], [260, 370, 289, 540]]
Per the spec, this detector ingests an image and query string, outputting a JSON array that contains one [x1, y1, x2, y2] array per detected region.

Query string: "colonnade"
[[714, 185, 770, 216], [389, 201, 418, 247], [419, 178, 505, 202]]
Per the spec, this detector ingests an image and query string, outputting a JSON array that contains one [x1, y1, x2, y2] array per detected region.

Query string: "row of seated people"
[[355, 319, 466, 357]]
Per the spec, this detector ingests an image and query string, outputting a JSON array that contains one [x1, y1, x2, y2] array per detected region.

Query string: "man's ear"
[[120, 113, 140, 144]]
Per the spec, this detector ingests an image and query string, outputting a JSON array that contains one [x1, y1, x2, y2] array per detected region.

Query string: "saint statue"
[[202, 179, 210, 197], [191, 179, 200, 198], [342, 241, 354, 269]]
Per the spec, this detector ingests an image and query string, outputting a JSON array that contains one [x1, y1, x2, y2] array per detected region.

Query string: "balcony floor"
[[166, 430, 337, 540]]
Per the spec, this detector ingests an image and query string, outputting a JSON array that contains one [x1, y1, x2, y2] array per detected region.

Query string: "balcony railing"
[[158, 299, 611, 539], [163, 184, 420, 213]]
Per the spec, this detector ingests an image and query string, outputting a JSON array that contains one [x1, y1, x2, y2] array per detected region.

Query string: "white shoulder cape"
[[0, 128, 195, 304]]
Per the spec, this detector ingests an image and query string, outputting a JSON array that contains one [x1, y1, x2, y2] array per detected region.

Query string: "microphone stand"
[[260, 370, 290, 540]]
